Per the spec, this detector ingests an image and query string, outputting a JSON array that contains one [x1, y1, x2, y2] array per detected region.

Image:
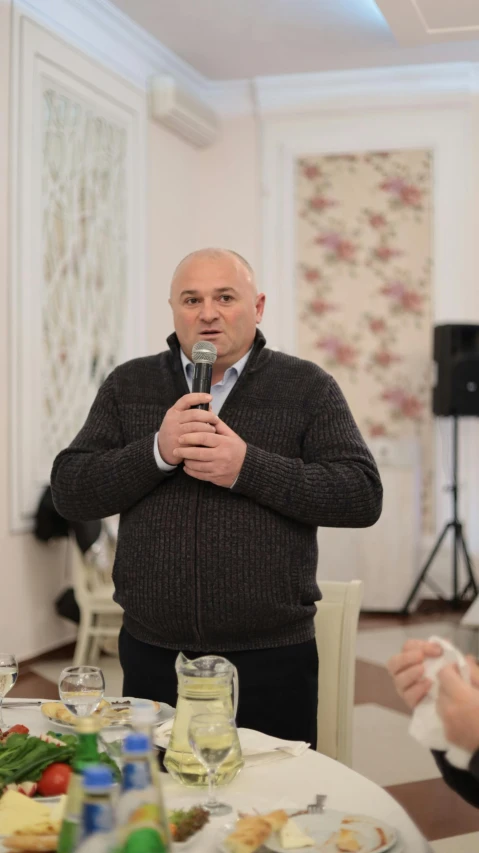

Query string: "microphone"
[[191, 341, 217, 410]]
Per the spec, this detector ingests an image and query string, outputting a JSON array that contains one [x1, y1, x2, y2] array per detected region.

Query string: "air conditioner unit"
[[149, 75, 219, 149]]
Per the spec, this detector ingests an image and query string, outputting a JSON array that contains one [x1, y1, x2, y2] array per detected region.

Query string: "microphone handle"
[[192, 362, 212, 410]]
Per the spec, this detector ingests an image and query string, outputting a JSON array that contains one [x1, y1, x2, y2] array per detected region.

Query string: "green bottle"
[[117, 733, 170, 853], [57, 717, 101, 853]]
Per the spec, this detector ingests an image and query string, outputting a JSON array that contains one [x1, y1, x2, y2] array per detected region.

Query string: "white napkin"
[[409, 635, 471, 769], [153, 719, 309, 767], [238, 728, 310, 766]]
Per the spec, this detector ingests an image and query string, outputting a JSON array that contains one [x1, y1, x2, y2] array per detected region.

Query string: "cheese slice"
[[278, 819, 315, 849], [0, 791, 52, 835]]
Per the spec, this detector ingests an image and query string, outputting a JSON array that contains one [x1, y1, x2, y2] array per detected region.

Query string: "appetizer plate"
[[218, 811, 402, 853], [40, 697, 173, 730]]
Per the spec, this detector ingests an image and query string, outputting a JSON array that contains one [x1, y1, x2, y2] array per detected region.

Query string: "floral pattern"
[[296, 149, 433, 530]]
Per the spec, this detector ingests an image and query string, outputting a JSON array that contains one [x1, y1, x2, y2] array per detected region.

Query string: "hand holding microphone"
[[173, 342, 246, 486], [157, 393, 218, 466], [159, 340, 247, 485], [157, 341, 218, 465]]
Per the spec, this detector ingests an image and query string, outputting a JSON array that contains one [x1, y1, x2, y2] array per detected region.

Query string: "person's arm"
[[231, 375, 382, 528], [51, 372, 171, 521], [432, 750, 479, 808]]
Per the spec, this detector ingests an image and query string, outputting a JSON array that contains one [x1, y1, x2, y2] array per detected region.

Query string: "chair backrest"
[[314, 579, 363, 767], [70, 536, 116, 607]]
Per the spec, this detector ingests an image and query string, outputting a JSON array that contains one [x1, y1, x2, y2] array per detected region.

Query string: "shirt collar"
[[180, 347, 252, 386]]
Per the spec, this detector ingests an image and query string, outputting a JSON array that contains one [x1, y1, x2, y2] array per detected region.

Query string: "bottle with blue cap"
[[75, 765, 118, 853], [58, 717, 102, 853], [117, 733, 170, 853]]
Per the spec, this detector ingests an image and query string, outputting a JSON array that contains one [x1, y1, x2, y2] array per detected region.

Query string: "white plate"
[[41, 696, 172, 731], [217, 812, 400, 853]]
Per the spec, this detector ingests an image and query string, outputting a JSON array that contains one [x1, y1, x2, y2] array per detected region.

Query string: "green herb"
[[0, 730, 121, 793], [169, 807, 209, 842], [0, 734, 75, 792], [46, 730, 121, 782]]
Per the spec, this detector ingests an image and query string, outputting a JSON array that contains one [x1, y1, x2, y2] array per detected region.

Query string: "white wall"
[[0, 0, 75, 659], [193, 117, 260, 272], [147, 121, 200, 353]]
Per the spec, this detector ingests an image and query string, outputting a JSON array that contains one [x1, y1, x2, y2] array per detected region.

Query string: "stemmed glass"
[[0, 654, 18, 728], [58, 666, 105, 718], [188, 713, 235, 816]]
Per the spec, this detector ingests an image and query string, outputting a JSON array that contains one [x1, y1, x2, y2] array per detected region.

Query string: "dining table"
[[0, 699, 433, 853]]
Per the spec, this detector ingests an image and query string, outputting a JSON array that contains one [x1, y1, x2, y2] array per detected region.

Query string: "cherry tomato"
[[37, 763, 72, 796], [6, 725, 29, 735]]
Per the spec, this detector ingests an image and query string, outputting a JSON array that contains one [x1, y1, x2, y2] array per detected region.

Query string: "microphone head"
[[192, 341, 217, 365]]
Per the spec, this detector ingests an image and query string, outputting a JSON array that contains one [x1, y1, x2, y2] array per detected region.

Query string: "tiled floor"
[[430, 833, 479, 852], [9, 613, 479, 848]]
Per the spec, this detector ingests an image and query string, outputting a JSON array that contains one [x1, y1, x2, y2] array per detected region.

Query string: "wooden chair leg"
[[73, 609, 93, 666], [89, 614, 102, 665]]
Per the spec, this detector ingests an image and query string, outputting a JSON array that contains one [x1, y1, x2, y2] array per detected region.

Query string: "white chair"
[[314, 579, 363, 767], [70, 537, 123, 666]]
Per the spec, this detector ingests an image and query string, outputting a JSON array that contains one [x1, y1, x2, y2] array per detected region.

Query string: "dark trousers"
[[119, 627, 318, 746]]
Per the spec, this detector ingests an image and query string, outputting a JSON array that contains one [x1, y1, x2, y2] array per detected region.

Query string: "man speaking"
[[51, 248, 382, 745]]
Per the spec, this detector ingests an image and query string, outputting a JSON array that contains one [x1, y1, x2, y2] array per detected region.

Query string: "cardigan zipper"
[[192, 482, 204, 646]]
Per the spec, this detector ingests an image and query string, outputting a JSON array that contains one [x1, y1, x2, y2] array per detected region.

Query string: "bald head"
[[170, 248, 256, 299], [168, 247, 265, 372]]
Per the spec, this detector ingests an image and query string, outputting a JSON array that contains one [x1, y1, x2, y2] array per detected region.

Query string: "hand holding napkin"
[[409, 635, 472, 769], [154, 719, 309, 766]]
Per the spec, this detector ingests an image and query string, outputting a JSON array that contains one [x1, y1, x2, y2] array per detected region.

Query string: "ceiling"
[[108, 0, 479, 80]]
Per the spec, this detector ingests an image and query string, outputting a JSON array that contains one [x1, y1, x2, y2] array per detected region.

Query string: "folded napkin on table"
[[153, 719, 309, 766], [409, 634, 471, 769]]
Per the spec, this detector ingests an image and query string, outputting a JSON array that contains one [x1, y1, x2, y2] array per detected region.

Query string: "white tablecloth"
[[1, 701, 432, 852]]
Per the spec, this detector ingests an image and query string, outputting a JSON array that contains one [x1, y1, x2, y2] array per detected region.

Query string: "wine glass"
[[188, 713, 235, 816], [0, 654, 18, 728], [58, 666, 105, 718]]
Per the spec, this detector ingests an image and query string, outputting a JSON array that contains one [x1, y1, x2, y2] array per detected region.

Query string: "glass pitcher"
[[163, 654, 244, 787]]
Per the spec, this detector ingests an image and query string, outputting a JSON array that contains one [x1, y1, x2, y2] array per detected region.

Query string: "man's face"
[[169, 255, 265, 367]]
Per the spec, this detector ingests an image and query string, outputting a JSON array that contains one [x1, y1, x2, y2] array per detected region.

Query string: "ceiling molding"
[[206, 79, 253, 117], [13, 0, 208, 98], [12, 1, 479, 120], [209, 62, 479, 118]]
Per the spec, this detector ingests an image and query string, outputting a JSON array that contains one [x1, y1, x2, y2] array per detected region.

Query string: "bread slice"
[[223, 816, 272, 853], [3, 833, 58, 852]]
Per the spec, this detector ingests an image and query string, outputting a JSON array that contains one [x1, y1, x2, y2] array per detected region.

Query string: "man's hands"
[[157, 393, 218, 465], [173, 418, 247, 488], [157, 393, 246, 487]]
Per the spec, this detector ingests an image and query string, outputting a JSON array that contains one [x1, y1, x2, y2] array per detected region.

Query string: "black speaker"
[[433, 324, 479, 416]]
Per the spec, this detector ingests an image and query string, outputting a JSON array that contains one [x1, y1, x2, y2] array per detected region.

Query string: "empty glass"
[[58, 666, 105, 718], [0, 654, 18, 728], [188, 713, 236, 815]]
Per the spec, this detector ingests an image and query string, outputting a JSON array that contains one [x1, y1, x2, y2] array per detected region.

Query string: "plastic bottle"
[[130, 703, 171, 846], [116, 733, 170, 853], [130, 703, 161, 785], [75, 765, 117, 853], [58, 717, 102, 853]]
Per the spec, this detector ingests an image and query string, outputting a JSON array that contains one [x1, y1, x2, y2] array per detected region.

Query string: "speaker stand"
[[401, 415, 478, 615]]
